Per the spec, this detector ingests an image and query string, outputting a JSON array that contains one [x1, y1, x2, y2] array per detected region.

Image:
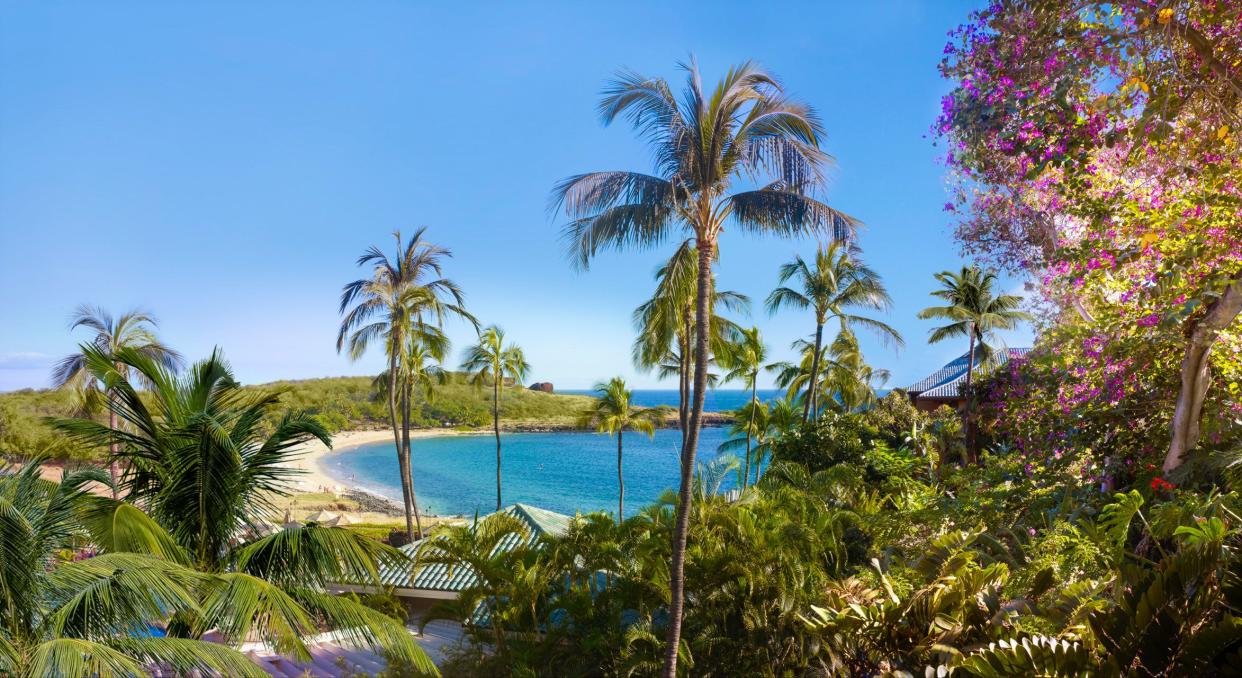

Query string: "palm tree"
[[0, 458, 269, 677], [817, 331, 890, 413], [578, 377, 658, 519], [462, 326, 531, 511], [766, 396, 801, 438], [338, 228, 474, 540], [51, 306, 183, 497], [632, 241, 749, 445], [415, 512, 531, 656], [372, 332, 450, 538], [718, 401, 771, 488], [917, 265, 1030, 462], [48, 346, 435, 671], [553, 61, 855, 671], [720, 327, 773, 487], [766, 243, 902, 422]]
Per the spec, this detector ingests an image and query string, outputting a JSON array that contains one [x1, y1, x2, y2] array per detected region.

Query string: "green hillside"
[[0, 374, 596, 461]]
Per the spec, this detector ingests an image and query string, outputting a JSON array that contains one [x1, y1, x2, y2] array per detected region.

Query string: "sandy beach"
[[278, 427, 481, 525]]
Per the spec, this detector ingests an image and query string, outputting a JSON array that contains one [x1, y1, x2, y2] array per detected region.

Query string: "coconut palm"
[[632, 240, 749, 444], [578, 377, 658, 519], [48, 345, 436, 671], [768, 332, 888, 416], [51, 306, 183, 497], [720, 327, 774, 487], [372, 331, 450, 538], [415, 512, 530, 656], [817, 331, 891, 413], [718, 401, 772, 488], [337, 228, 474, 540], [917, 265, 1030, 462], [0, 458, 267, 677], [553, 61, 855, 669], [462, 326, 531, 511], [766, 396, 801, 439], [766, 243, 902, 422]]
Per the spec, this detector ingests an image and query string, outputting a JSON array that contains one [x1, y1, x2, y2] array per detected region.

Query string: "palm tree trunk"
[[388, 351, 415, 541], [401, 387, 423, 538], [753, 440, 762, 486], [662, 240, 713, 678], [743, 379, 756, 489], [617, 430, 624, 520], [965, 330, 977, 466], [678, 313, 692, 446], [107, 394, 119, 499], [804, 322, 824, 422], [494, 377, 502, 512]]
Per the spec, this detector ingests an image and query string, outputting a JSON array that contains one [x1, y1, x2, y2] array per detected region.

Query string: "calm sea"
[[559, 388, 785, 412], [319, 426, 748, 519]]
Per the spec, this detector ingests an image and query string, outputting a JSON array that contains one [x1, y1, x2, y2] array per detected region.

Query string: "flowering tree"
[[938, 0, 1242, 472]]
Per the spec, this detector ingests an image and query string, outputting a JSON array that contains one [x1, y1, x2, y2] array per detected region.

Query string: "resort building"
[[905, 348, 1030, 411]]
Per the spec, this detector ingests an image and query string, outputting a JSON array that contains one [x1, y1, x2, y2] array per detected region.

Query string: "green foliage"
[[771, 412, 873, 472], [0, 390, 99, 461], [0, 374, 594, 463]]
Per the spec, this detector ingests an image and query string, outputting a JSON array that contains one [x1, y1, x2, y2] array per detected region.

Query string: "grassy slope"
[[0, 374, 597, 461]]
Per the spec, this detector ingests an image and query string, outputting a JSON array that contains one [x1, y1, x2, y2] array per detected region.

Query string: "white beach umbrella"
[[304, 510, 340, 524]]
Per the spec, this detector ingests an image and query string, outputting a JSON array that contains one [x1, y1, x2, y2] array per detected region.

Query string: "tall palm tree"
[[462, 326, 531, 511], [766, 243, 902, 422], [632, 240, 748, 445], [720, 327, 773, 487], [48, 346, 435, 671], [917, 265, 1030, 463], [553, 61, 855, 670], [373, 331, 450, 538], [337, 228, 474, 540], [51, 306, 183, 497], [578, 377, 658, 519]]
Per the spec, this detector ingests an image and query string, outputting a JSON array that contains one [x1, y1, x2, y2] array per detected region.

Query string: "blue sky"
[[0, 0, 1032, 392]]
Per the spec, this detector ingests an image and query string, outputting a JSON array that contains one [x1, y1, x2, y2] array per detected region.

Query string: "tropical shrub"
[[770, 412, 874, 473]]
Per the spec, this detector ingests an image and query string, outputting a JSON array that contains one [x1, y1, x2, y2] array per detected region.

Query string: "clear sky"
[[0, 0, 1033, 392]]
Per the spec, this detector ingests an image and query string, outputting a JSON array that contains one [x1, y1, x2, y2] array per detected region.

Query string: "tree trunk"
[[678, 312, 692, 446], [804, 322, 824, 422], [387, 351, 415, 541], [617, 430, 625, 520], [401, 387, 423, 539], [107, 397, 119, 499], [661, 240, 713, 677], [964, 330, 977, 466], [753, 440, 762, 486], [743, 379, 756, 489], [1163, 275, 1242, 473], [494, 377, 503, 512]]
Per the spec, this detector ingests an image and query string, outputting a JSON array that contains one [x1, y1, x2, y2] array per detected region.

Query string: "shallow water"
[[319, 427, 741, 518]]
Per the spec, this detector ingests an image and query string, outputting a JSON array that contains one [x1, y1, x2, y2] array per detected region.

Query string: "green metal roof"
[[379, 503, 572, 592]]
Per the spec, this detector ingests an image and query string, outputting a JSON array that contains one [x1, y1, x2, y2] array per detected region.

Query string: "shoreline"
[[287, 428, 481, 496], [282, 420, 736, 521]]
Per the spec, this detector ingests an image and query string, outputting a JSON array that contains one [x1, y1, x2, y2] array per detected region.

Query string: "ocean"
[[559, 388, 786, 412], [320, 426, 749, 519]]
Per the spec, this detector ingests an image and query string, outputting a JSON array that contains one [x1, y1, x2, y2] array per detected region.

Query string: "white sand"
[[283, 428, 482, 514]]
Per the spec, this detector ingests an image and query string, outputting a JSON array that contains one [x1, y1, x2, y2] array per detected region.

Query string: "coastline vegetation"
[[0, 373, 597, 464], [0, 2, 1238, 675]]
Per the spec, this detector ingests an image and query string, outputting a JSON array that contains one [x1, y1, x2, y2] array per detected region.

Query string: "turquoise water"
[[559, 388, 785, 412], [319, 427, 737, 518]]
